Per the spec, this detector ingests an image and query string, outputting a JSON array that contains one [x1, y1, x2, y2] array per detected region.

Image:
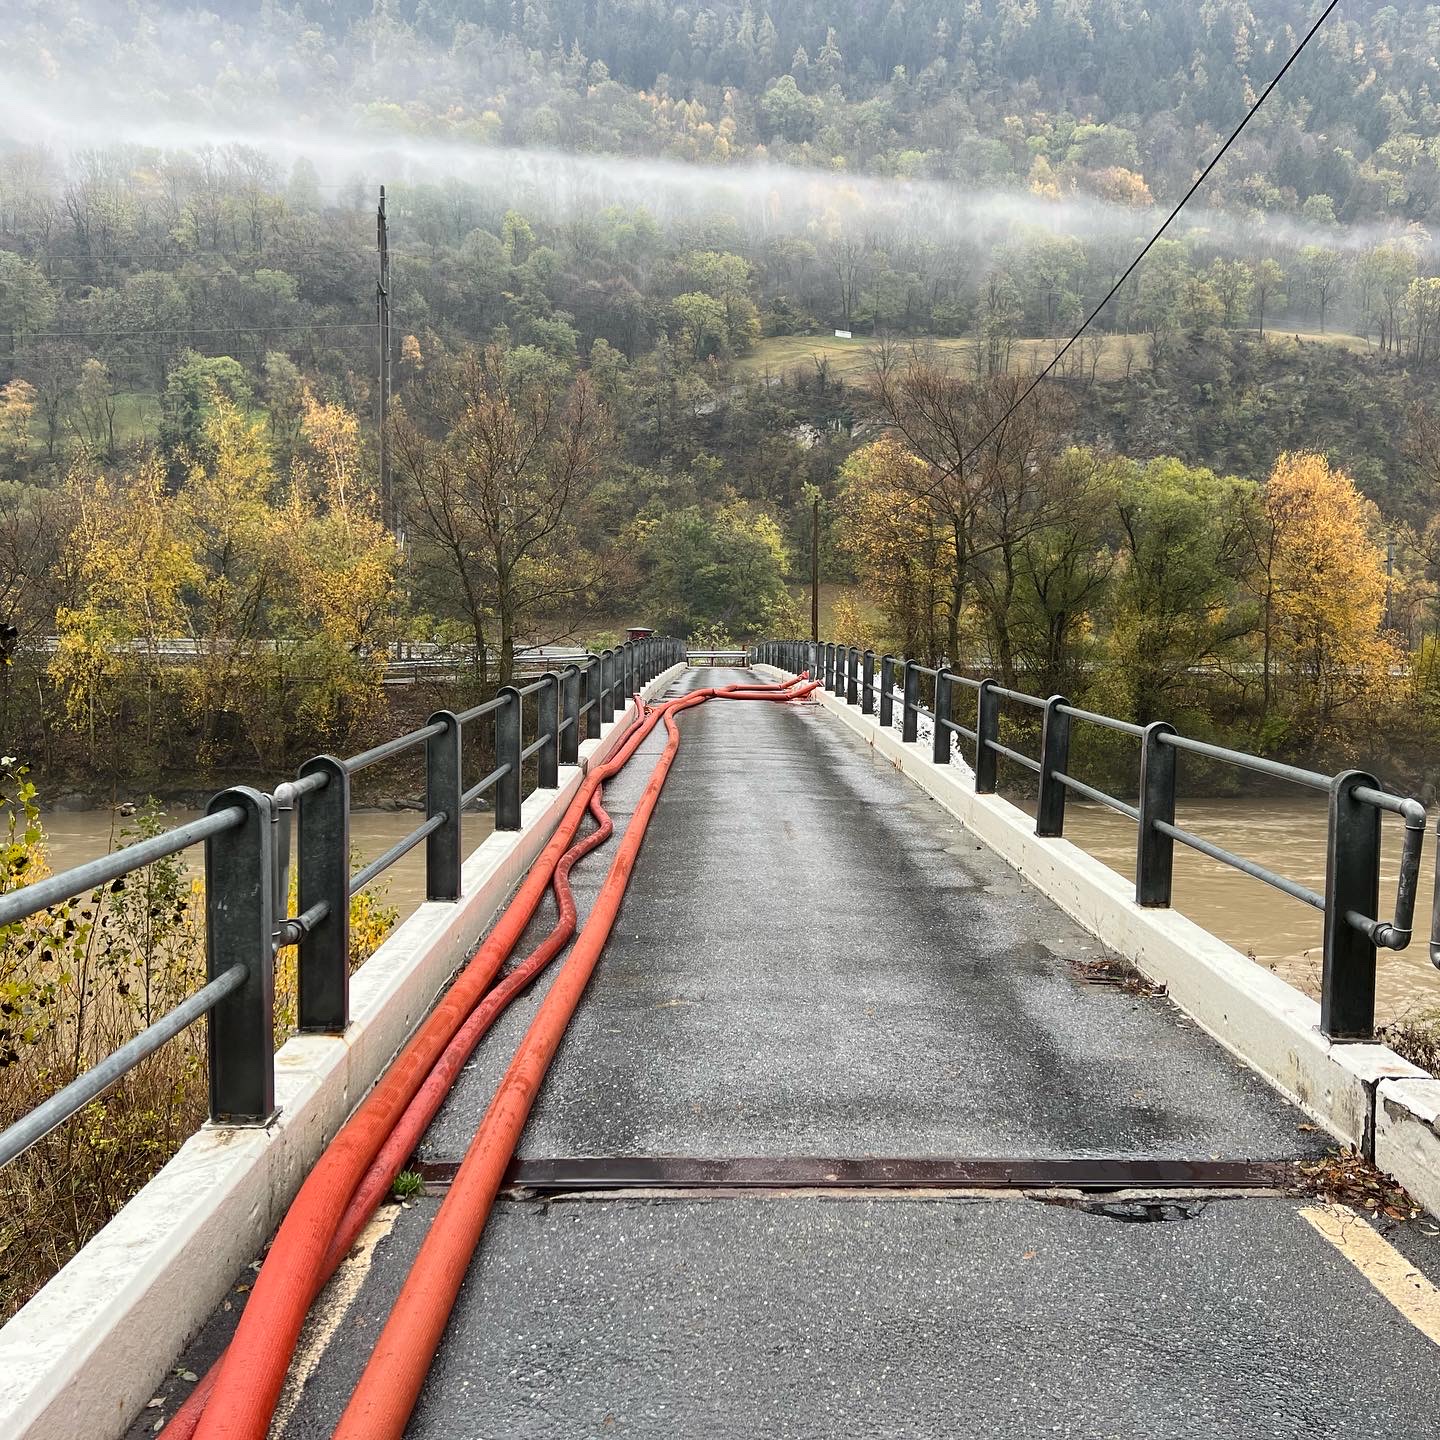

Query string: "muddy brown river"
[[1063, 796, 1438, 1028], [39, 806, 495, 923], [37, 795, 1440, 1028]]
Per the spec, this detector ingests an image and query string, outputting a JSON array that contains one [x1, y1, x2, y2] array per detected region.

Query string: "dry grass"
[[738, 332, 1149, 383], [1381, 1009, 1440, 1076], [0, 770, 395, 1322], [737, 327, 1376, 385]]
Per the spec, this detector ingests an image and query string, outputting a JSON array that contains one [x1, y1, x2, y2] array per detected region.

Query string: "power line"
[[957, 0, 1341, 469]]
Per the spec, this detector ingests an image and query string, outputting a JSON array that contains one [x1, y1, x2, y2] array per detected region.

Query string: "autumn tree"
[[50, 462, 195, 763], [0, 380, 35, 462], [835, 436, 947, 658], [173, 397, 278, 757], [1261, 452, 1398, 740], [271, 388, 401, 746], [393, 343, 607, 684], [869, 351, 1072, 675]]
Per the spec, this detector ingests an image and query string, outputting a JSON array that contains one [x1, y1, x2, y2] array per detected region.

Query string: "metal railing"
[[753, 638, 1429, 1044], [0, 635, 685, 1169]]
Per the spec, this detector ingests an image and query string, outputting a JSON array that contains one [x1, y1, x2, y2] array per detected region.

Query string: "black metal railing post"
[[560, 663, 581, 765], [932, 667, 953, 765], [879, 656, 895, 727], [975, 679, 1000, 793], [902, 660, 919, 743], [495, 685, 523, 829], [536, 672, 560, 788], [862, 650, 876, 714], [1322, 770, 1382, 1040], [846, 647, 859, 705], [583, 656, 601, 740], [1036, 695, 1072, 838], [425, 710, 462, 901], [1136, 722, 1176, 906], [204, 786, 276, 1123], [297, 756, 349, 1032], [599, 649, 616, 724]]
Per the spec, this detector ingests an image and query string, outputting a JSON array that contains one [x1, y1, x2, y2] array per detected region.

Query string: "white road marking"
[[271, 1205, 404, 1436]]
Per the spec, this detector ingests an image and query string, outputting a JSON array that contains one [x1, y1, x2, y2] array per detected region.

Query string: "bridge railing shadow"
[[753, 638, 1429, 1047]]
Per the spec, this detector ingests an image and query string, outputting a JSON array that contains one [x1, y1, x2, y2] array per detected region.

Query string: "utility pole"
[[808, 485, 820, 643], [376, 186, 392, 531]]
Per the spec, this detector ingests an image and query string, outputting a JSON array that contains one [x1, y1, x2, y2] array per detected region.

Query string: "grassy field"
[[738, 327, 1374, 384]]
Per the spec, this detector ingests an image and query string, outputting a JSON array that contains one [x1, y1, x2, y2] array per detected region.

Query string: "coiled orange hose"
[[331, 683, 818, 1438], [193, 674, 815, 1440], [163, 786, 618, 1440]]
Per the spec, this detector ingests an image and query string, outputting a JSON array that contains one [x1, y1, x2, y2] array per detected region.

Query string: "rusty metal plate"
[[415, 1156, 1301, 1192]]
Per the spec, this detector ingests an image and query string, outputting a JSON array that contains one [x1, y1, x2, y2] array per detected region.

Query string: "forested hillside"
[[1, 0, 1439, 788]]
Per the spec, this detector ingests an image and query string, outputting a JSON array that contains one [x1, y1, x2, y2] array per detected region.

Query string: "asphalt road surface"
[[136, 669, 1440, 1440]]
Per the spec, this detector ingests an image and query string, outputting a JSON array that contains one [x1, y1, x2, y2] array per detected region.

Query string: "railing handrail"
[[0, 806, 245, 929], [0, 634, 686, 1169], [754, 636, 1431, 1045]]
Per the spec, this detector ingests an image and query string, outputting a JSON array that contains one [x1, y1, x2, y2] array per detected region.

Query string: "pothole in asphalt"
[[1036, 1196, 1208, 1223]]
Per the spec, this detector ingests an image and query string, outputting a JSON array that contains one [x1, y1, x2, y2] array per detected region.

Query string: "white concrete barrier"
[[0, 663, 686, 1440], [759, 664, 1440, 1207]]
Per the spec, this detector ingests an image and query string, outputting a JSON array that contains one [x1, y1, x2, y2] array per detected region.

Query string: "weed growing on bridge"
[[0, 765, 396, 1323], [1382, 1010, 1440, 1077], [391, 1169, 424, 1201]]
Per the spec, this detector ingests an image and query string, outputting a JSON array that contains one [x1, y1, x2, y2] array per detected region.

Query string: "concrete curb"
[[0, 664, 686, 1440], [759, 666, 1440, 1212]]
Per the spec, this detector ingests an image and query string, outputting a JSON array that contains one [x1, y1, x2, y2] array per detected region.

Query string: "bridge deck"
[[137, 669, 1440, 1438]]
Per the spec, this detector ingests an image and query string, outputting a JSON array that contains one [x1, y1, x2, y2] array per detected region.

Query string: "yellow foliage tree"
[[50, 462, 196, 762], [835, 436, 951, 659], [0, 379, 35, 460], [174, 398, 280, 757], [49, 384, 400, 767], [1262, 452, 1399, 738], [273, 387, 400, 741]]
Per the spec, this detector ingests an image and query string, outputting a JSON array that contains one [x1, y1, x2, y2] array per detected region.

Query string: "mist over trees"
[[0, 0, 1438, 789]]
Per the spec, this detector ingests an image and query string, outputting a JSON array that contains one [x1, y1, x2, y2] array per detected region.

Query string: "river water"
[[39, 807, 495, 921], [37, 796, 1439, 1028], [1062, 796, 1438, 1028]]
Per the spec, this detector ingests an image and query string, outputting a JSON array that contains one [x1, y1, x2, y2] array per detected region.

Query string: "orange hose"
[[195, 674, 808, 1439], [331, 697, 701, 1439], [163, 788, 617, 1440], [194, 705, 665, 1439]]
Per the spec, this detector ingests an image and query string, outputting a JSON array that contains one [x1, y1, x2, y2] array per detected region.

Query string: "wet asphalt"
[[271, 1194, 1440, 1440], [419, 668, 1317, 1162], [134, 669, 1440, 1439]]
